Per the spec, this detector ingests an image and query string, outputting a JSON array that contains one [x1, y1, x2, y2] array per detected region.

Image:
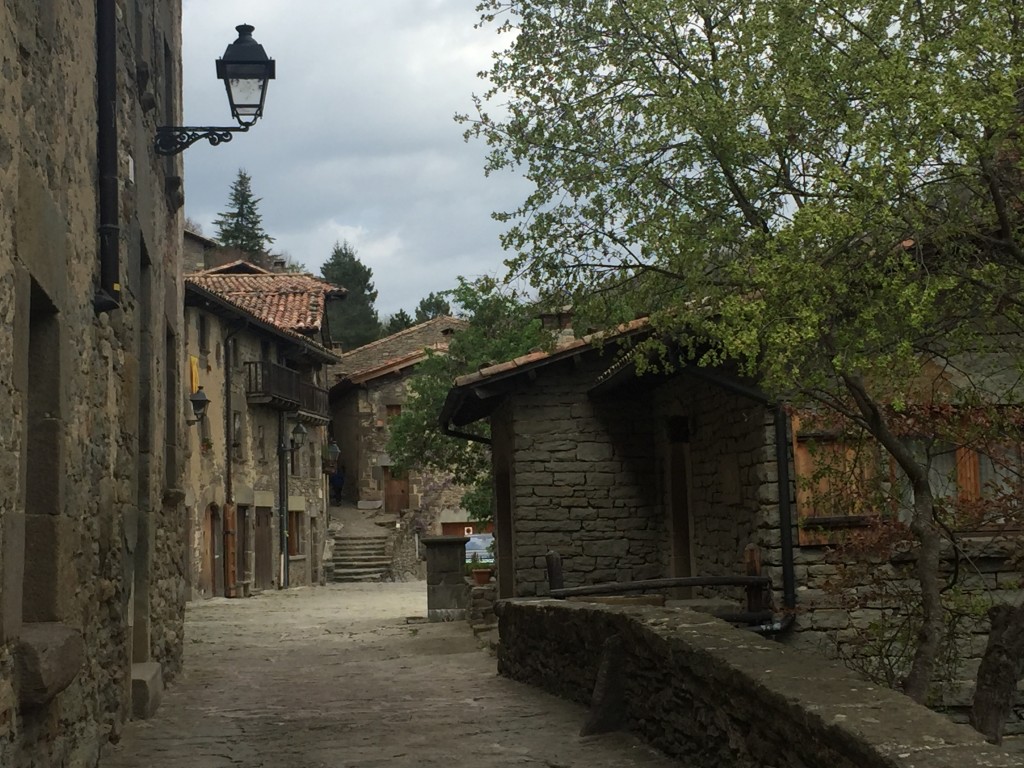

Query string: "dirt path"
[[100, 583, 682, 768]]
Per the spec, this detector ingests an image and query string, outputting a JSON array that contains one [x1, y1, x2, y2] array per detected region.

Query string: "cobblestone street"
[[100, 583, 681, 768]]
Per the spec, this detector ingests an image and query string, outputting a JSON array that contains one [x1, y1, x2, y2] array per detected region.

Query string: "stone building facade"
[[184, 263, 341, 597], [0, 2, 187, 765], [327, 317, 468, 529], [442, 325, 1024, 724]]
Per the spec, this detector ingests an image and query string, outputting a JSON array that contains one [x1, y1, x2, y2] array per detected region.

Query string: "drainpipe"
[[95, 0, 121, 312], [222, 328, 245, 597], [278, 410, 289, 587], [774, 405, 797, 610]]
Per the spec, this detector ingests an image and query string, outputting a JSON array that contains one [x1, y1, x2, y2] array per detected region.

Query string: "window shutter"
[[792, 414, 880, 546]]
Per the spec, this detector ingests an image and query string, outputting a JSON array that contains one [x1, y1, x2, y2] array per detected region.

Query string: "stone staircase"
[[329, 533, 391, 583]]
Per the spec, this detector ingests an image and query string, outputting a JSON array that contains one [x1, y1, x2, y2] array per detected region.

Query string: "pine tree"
[[414, 292, 452, 322], [320, 240, 380, 350], [382, 309, 414, 335], [213, 169, 274, 255]]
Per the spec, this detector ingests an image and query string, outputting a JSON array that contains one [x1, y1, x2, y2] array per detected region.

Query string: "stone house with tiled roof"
[[327, 316, 473, 532], [183, 263, 343, 598], [441, 318, 1024, 728]]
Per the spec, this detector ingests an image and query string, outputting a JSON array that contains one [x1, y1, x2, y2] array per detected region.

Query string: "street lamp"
[[187, 386, 211, 425], [156, 24, 276, 155], [290, 422, 308, 448], [327, 439, 341, 463]]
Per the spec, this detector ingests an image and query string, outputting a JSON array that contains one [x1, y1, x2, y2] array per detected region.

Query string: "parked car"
[[465, 533, 494, 565]]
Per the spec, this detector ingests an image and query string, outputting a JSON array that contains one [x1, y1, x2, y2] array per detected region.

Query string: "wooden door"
[[201, 504, 216, 597], [384, 467, 408, 515], [667, 417, 694, 597], [236, 505, 249, 586], [254, 507, 273, 591]]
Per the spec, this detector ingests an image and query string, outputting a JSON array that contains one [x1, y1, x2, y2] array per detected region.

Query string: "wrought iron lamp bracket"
[[155, 124, 250, 156]]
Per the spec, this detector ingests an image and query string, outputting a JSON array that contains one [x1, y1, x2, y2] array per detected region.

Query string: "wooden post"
[[545, 550, 564, 593], [744, 544, 764, 613]]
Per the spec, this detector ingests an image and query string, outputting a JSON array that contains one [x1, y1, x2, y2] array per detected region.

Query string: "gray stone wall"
[[497, 599, 1018, 768], [331, 375, 452, 517], [505, 357, 665, 596], [0, 2, 186, 766], [652, 377, 775, 591]]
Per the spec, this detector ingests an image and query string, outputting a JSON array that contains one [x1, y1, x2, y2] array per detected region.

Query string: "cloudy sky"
[[181, 1, 528, 317]]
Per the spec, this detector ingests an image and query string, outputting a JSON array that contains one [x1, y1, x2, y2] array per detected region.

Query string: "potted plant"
[[467, 554, 494, 585], [200, 436, 214, 454]]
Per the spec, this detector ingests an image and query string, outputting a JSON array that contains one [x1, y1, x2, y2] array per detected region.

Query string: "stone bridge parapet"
[[495, 599, 1018, 768]]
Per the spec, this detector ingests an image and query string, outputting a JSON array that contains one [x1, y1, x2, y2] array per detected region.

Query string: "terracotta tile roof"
[[453, 317, 650, 388], [186, 268, 345, 335], [331, 316, 468, 382]]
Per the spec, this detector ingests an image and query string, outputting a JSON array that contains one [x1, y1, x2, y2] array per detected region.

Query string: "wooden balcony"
[[299, 381, 329, 421], [245, 361, 300, 409], [245, 361, 330, 421]]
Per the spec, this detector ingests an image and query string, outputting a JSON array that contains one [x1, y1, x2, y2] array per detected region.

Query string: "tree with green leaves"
[[213, 169, 274, 255], [382, 309, 415, 336], [320, 240, 381, 350], [415, 292, 452, 322], [387, 277, 549, 519], [465, 0, 1024, 722]]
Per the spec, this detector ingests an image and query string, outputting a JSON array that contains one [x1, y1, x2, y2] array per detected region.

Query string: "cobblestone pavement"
[[100, 583, 682, 768]]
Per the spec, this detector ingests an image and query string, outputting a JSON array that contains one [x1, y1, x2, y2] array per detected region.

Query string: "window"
[[232, 411, 244, 461], [793, 412, 1024, 543], [257, 425, 266, 463], [897, 439, 1023, 531], [198, 314, 208, 352], [288, 510, 305, 556], [290, 440, 299, 476], [791, 415, 882, 546]]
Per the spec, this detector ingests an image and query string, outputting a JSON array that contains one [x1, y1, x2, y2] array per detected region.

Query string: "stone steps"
[[330, 534, 390, 583]]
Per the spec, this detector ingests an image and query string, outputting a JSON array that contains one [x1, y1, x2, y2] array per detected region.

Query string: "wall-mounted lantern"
[[290, 422, 308, 450], [188, 386, 211, 425], [156, 24, 276, 155]]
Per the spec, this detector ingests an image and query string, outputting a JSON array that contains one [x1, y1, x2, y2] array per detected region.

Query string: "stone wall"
[[503, 357, 665, 596], [497, 599, 1019, 768], [652, 377, 776, 593], [0, 2, 186, 766]]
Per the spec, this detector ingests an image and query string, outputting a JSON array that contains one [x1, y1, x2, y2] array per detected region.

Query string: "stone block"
[[131, 661, 164, 720], [23, 514, 78, 623], [15, 622, 85, 707], [1, 512, 25, 642]]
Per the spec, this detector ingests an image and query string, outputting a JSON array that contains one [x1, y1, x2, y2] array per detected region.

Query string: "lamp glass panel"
[[227, 78, 266, 117]]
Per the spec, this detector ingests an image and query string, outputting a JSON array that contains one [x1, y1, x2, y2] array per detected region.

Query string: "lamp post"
[[277, 416, 307, 588], [156, 24, 276, 155]]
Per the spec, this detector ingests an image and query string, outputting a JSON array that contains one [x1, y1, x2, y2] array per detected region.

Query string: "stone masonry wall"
[[507, 357, 665, 596], [653, 377, 775, 595], [497, 599, 1019, 768], [0, 2, 186, 766]]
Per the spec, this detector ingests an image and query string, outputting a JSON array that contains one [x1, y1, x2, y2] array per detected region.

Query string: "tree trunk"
[[901, 484, 945, 704], [840, 372, 945, 704], [970, 603, 1024, 744]]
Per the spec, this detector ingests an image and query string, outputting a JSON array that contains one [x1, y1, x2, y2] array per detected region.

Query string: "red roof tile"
[[186, 270, 345, 335], [453, 317, 650, 388]]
